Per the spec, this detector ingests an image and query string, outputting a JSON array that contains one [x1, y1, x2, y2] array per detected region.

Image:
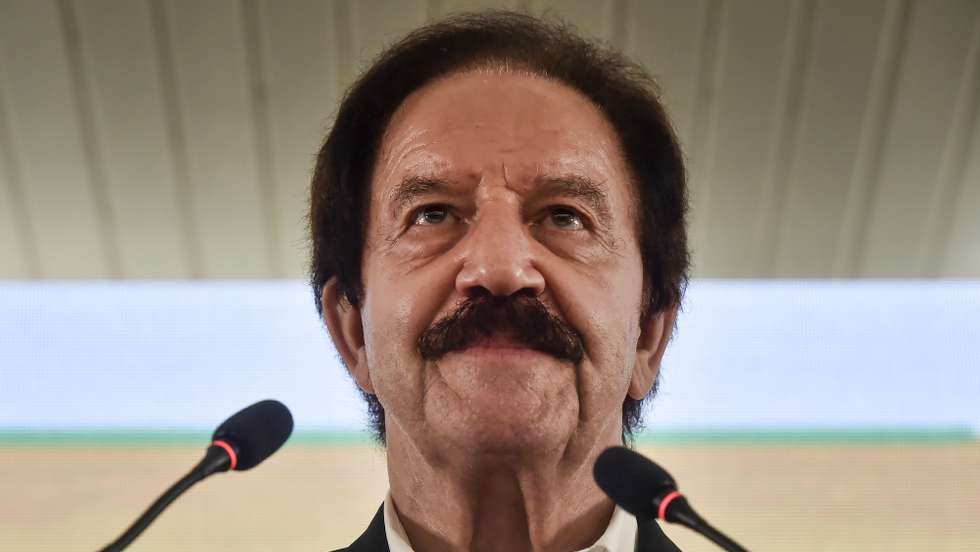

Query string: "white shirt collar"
[[383, 491, 637, 552], [383, 491, 415, 552]]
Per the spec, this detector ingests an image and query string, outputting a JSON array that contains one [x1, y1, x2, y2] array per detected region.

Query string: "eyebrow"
[[387, 173, 615, 229], [388, 176, 453, 218], [533, 174, 614, 231]]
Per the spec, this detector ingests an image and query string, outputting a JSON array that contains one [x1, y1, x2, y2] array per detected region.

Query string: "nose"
[[455, 209, 546, 299]]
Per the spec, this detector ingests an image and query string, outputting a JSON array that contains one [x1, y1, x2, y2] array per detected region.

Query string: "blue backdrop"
[[1, 280, 977, 435]]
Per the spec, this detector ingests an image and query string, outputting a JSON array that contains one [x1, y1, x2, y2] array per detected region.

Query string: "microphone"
[[593, 446, 749, 552], [99, 399, 294, 552]]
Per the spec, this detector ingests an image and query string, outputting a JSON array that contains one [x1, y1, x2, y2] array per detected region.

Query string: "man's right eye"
[[411, 205, 450, 225]]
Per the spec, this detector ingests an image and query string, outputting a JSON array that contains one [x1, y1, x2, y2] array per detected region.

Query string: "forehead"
[[372, 69, 632, 199]]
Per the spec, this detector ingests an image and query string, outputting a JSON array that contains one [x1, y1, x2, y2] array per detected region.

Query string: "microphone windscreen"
[[593, 446, 677, 518], [212, 399, 293, 471]]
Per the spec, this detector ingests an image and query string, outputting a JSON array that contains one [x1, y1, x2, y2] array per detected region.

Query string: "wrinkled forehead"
[[370, 68, 635, 206]]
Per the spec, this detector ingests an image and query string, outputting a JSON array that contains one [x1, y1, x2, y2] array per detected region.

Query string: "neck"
[[385, 421, 622, 552]]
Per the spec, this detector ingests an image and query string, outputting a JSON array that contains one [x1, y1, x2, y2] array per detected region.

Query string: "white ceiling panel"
[[437, 0, 528, 17], [0, 87, 33, 278], [922, 10, 980, 278], [944, 90, 980, 276], [772, 0, 890, 278], [163, 0, 273, 278], [0, 0, 977, 280], [861, 0, 980, 276], [534, 0, 618, 43], [624, 0, 715, 278], [694, 0, 799, 277], [0, 0, 113, 277], [625, 0, 709, 153], [255, 0, 344, 278], [72, 0, 194, 279], [676, 0, 725, 275], [830, 0, 912, 278], [350, 0, 427, 71]]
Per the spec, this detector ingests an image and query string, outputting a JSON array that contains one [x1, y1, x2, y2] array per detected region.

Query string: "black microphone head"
[[593, 446, 677, 518], [211, 399, 293, 471]]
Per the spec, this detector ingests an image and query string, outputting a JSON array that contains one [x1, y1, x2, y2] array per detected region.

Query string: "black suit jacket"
[[331, 504, 681, 552]]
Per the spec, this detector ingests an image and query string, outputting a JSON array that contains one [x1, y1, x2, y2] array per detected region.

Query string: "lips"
[[466, 333, 531, 350]]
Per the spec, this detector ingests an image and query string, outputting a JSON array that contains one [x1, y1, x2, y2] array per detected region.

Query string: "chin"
[[409, 356, 583, 456], [428, 398, 578, 458], [452, 424, 568, 459]]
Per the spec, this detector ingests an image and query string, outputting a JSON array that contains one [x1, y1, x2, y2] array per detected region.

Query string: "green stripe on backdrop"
[[0, 427, 975, 447], [632, 427, 978, 445], [0, 429, 374, 447]]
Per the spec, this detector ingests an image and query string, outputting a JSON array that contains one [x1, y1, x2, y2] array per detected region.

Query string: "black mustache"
[[417, 294, 584, 363]]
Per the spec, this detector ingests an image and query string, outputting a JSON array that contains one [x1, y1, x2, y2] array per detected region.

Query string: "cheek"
[[561, 254, 645, 393], [394, 226, 464, 262], [572, 250, 644, 340], [362, 277, 415, 368], [615, 259, 645, 344], [359, 254, 456, 396], [609, 263, 645, 373]]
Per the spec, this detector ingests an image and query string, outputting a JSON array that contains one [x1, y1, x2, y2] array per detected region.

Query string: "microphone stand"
[[663, 494, 749, 552], [99, 445, 230, 552]]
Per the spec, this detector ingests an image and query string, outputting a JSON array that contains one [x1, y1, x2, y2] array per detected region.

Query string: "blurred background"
[[1, 0, 978, 551]]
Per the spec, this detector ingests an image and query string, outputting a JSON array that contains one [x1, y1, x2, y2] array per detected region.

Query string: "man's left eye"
[[412, 204, 451, 225], [548, 207, 585, 230]]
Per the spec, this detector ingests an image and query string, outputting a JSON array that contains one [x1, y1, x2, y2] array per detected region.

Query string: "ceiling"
[[0, 0, 978, 280]]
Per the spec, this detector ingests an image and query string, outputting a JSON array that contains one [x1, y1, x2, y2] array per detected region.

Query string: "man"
[[311, 10, 688, 552]]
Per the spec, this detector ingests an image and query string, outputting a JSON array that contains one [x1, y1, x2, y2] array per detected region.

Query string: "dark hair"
[[310, 10, 689, 444]]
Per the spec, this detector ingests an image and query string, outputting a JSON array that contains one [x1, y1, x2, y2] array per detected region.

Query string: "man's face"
[[331, 70, 666, 457]]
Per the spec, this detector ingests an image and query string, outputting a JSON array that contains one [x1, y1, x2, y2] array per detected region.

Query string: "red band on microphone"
[[212, 439, 237, 470], [658, 490, 683, 520]]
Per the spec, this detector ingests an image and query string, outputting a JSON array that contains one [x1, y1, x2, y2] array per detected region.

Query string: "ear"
[[321, 277, 374, 394], [629, 305, 678, 400]]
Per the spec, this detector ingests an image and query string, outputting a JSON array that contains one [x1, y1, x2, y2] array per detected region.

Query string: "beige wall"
[[1, 0, 978, 279], [4, 443, 979, 551]]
